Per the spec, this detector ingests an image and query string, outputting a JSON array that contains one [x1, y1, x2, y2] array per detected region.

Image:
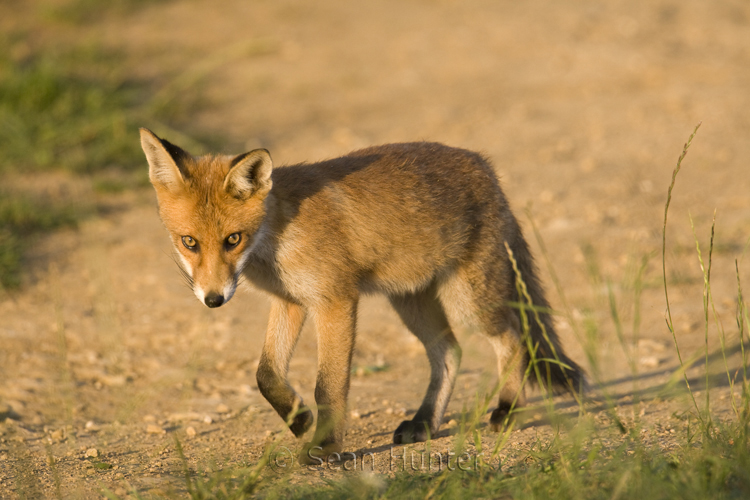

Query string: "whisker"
[[236, 274, 247, 289], [166, 250, 194, 290]]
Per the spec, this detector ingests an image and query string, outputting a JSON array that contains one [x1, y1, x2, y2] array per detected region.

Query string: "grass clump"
[[0, 40, 146, 175]]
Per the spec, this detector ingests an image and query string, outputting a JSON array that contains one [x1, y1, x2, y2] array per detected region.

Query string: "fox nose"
[[204, 292, 224, 308]]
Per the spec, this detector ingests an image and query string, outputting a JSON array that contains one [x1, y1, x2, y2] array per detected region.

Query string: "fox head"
[[140, 128, 273, 308]]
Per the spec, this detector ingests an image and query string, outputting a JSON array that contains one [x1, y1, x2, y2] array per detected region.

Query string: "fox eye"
[[226, 233, 241, 247], [182, 236, 198, 250]]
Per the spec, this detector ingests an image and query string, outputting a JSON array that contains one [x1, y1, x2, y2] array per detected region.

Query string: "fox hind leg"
[[389, 285, 462, 444], [457, 260, 528, 431], [485, 318, 527, 431]]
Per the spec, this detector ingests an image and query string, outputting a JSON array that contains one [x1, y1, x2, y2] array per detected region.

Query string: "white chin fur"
[[192, 282, 236, 305], [223, 282, 237, 303]]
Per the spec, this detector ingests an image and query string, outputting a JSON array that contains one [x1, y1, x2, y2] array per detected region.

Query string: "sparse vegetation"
[[47, 0, 175, 24], [0, 35, 138, 287], [0, 191, 86, 288], [0, 42, 143, 175]]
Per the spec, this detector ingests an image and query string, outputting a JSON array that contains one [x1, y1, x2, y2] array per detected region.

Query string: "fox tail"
[[506, 224, 587, 396]]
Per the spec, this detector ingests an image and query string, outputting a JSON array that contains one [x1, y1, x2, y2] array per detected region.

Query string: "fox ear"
[[140, 128, 191, 191], [223, 149, 273, 200]]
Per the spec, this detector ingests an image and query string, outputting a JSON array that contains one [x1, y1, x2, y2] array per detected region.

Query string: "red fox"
[[140, 128, 584, 460]]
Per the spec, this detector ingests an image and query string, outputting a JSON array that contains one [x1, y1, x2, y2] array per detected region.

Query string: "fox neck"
[[237, 190, 290, 299]]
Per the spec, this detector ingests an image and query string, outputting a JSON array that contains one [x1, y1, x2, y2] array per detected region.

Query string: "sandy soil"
[[1, 0, 749, 497]]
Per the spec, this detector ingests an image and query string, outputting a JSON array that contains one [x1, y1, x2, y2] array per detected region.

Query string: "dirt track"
[[1, 0, 749, 497]]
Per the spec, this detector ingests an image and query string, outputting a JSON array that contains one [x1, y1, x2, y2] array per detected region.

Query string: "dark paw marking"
[[393, 420, 431, 444], [489, 402, 514, 432], [289, 409, 313, 437]]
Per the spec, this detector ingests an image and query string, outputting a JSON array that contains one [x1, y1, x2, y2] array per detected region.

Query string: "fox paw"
[[298, 441, 343, 465], [489, 402, 515, 432], [393, 419, 431, 444], [288, 409, 314, 437]]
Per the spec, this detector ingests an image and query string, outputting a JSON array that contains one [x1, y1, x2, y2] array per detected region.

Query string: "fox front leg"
[[299, 298, 357, 464], [256, 299, 312, 436]]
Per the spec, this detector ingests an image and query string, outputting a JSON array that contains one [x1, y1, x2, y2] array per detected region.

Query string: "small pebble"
[[85, 448, 99, 458], [146, 424, 165, 435], [640, 356, 660, 368], [186, 426, 197, 438]]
